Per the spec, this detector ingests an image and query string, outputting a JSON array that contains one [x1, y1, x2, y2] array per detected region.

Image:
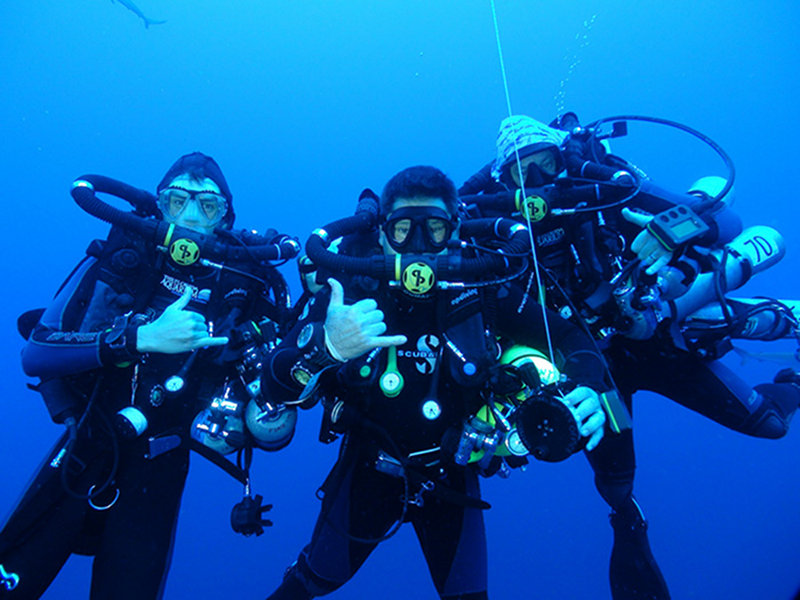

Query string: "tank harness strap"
[[188, 437, 248, 485]]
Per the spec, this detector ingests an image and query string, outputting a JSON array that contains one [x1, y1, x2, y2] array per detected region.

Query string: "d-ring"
[[88, 485, 120, 511], [0, 564, 20, 591]]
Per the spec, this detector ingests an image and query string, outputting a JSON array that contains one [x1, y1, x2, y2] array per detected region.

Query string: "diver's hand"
[[622, 208, 674, 276], [136, 287, 229, 354], [324, 278, 407, 361], [561, 386, 606, 451]]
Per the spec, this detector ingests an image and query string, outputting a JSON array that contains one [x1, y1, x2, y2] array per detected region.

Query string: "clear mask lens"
[[383, 208, 455, 253], [158, 188, 228, 225]]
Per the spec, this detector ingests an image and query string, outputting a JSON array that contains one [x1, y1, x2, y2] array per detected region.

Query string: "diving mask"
[[382, 206, 458, 254], [157, 187, 228, 227], [503, 146, 562, 188]]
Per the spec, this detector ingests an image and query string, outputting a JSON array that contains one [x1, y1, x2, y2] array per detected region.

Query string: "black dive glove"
[[230, 494, 273, 536]]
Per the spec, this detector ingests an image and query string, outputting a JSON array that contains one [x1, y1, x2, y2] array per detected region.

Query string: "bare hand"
[[622, 207, 674, 276], [324, 279, 407, 361], [136, 287, 229, 354], [561, 386, 606, 451]]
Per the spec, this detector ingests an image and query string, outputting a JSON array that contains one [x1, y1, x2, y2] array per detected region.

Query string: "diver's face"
[[158, 174, 226, 235], [508, 148, 559, 188], [380, 196, 458, 256]]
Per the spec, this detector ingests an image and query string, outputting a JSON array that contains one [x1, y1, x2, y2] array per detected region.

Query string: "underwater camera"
[[447, 345, 583, 467]]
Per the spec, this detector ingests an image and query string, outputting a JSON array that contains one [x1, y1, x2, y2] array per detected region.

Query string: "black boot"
[[609, 497, 670, 600]]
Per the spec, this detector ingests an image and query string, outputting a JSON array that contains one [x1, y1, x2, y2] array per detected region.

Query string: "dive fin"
[[609, 498, 670, 600]]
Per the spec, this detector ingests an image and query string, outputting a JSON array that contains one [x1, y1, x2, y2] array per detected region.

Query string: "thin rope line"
[[489, 0, 555, 365]]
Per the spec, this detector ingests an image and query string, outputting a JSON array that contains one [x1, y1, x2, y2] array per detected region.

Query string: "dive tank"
[[683, 297, 800, 341], [501, 345, 560, 386], [688, 175, 735, 208], [671, 226, 785, 323]]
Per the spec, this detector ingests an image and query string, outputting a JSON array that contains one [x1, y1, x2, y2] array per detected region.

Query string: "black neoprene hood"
[[157, 152, 236, 227]]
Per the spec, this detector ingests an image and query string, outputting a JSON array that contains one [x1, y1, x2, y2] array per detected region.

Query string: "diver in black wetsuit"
[[262, 166, 610, 600], [460, 114, 800, 600], [0, 153, 295, 599]]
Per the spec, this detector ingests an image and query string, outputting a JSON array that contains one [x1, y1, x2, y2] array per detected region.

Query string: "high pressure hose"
[[72, 175, 300, 264], [304, 211, 530, 286]]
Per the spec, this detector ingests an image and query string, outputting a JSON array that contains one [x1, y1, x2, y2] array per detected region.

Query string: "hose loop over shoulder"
[[71, 174, 298, 264]]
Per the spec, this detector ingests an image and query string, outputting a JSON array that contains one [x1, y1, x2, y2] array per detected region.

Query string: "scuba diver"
[[261, 165, 610, 600], [459, 114, 800, 600], [0, 153, 298, 599]]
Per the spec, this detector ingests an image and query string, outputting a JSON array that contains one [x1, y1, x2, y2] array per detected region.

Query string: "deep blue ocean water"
[[1, 1, 798, 598]]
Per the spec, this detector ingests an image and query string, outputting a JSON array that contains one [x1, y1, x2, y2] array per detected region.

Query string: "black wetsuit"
[[0, 226, 288, 599], [263, 275, 606, 600], [459, 164, 800, 600]]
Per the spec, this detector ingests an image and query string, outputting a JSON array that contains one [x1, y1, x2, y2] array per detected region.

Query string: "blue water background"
[[1, 1, 798, 598]]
